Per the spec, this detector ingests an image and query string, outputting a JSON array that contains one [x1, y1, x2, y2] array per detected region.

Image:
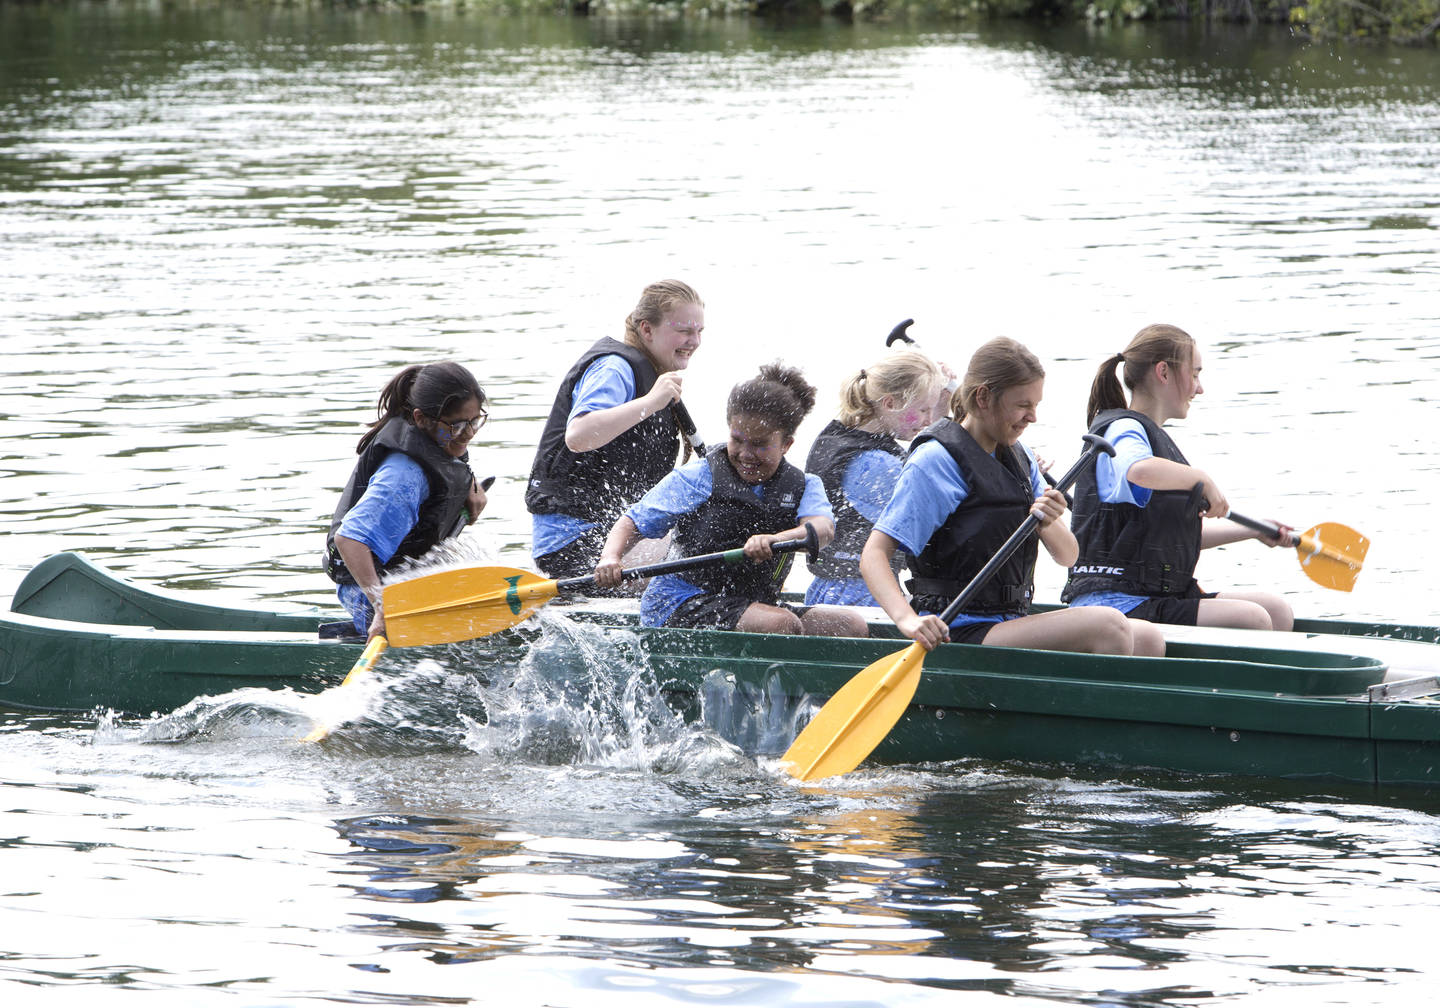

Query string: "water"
[[3, 6, 1440, 1004]]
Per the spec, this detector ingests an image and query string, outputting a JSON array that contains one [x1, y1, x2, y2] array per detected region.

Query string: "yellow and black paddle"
[[382, 522, 821, 648], [1225, 511, 1368, 592], [781, 434, 1115, 783]]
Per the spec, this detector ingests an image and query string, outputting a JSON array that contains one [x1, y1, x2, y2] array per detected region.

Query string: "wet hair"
[[952, 338, 1044, 421], [622, 279, 704, 367], [727, 361, 817, 438], [836, 349, 943, 428], [1085, 323, 1196, 424], [358, 360, 486, 452]]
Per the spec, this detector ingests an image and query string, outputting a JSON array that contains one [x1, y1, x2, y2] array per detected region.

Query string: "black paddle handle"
[[671, 400, 707, 456], [885, 319, 916, 347], [557, 522, 821, 590], [936, 434, 1114, 625], [1226, 509, 1298, 548]]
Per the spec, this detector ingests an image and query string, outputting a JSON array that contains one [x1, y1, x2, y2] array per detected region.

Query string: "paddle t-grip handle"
[[936, 434, 1114, 625], [881, 318, 958, 394]]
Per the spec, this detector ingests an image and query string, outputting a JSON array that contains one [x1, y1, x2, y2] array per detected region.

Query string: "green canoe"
[[4, 552, 1439, 787]]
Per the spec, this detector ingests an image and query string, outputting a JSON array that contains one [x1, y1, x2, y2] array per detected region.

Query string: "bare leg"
[[736, 603, 804, 635], [981, 606, 1137, 656], [1213, 590, 1293, 632], [1196, 596, 1274, 631], [800, 605, 869, 638], [1127, 618, 1167, 657]]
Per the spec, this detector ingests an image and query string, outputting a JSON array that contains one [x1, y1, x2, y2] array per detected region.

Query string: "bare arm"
[[594, 515, 645, 588], [564, 372, 686, 453], [335, 535, 386, 638], [1126, 456, 1227, 518], [860, 530, 949, 650]]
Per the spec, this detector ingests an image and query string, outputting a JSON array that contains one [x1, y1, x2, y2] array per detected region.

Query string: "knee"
[[1269, 598, 1294, 633], [1239, 604, 1273, 632], [1085, 609, 1135, 655], [804, 607, 869, 638], [1131, 621, 1167, 657], [746, 606, 803, 635]]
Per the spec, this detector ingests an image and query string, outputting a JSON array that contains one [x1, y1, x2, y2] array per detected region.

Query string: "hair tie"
[[1113, 353, 1126, 363]]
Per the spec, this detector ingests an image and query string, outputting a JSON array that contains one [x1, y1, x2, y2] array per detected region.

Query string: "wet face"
[[419, 395, 486, 459], [726, 413, 792, 485], [641, 302, 704, 373], [879, 382, 942, 441], [973, 378, 1043, 451]]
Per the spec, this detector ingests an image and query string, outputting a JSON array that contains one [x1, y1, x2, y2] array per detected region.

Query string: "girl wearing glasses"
[[526, 279, 705, 583], [1062, 324, 1293, 631], [325, 360, 488, 637]]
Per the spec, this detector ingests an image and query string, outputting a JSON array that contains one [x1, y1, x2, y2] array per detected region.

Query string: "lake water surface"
[[2, 6, 1439, 1005]]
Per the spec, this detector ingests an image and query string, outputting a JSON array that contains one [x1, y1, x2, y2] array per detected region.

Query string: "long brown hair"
[[358, 361, 485, 453], [1085, 323, 1195, 424], [952, 338, 1044, 421]]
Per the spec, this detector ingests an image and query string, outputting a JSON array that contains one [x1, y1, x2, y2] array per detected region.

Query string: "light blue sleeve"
[[842, 449, 902, 523], [568, 355, 638, 422], [335, 453, 431, 563], [1096, 418, 1153, 507], [796, 472, 834, 523], [626, 458, 712, 539], [873, 440, 969, 557]]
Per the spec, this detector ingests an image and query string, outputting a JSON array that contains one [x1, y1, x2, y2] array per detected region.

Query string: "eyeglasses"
[[431, 413, 486, 440]]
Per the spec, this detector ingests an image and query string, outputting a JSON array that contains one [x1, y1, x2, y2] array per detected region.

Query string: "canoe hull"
[[6, 552, 1440, 789]]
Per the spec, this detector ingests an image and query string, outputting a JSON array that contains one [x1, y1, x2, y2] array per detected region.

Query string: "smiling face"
[[966, 378, 1043, 453], [726, 413, 792, 485], [1164, 345, 1204, 420], [639, 302, 704, 373], [416, 395, 485, 459]]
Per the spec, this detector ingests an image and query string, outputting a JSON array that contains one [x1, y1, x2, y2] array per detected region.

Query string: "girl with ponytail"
[[1062, 324, 1293, 630], [803, 349, 946, 607], [325, 361, 488, 638]]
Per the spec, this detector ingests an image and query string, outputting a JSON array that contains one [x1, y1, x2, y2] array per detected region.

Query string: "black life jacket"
[[804, 420, 903, 580], [669, 446, 808, 604], [1061, 408, 1203, 601], [524, 338, 680, 528], [905, 419, 1038, 617], [324, 417, 475, 585]]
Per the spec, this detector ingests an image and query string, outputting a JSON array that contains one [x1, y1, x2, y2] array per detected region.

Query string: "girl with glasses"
[[325, 360, 488, 638]]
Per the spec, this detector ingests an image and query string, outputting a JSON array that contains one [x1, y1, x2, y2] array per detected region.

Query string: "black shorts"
[[1124, 584, 1217, 627], [946, 620, 997, 645], [665, 594, 807, 631]]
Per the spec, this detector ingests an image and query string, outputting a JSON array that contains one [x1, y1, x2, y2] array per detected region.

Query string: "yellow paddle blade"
[[382, 566, 560, 646], [300, 634, 389, 743], [1295, 522, 1369, 592], [780, 642, 927, 782]]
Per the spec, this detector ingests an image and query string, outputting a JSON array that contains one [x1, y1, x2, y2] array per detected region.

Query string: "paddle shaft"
[[1226, 510, 1296, 546], [1226, 510, 1357, 567], [936, 434, 1113, 625], [553, 521, 820, 592], [672, 400, 707, 457]]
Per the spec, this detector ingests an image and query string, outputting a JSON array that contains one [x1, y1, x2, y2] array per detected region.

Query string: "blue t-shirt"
[[873, 439, 1044, 630], [631, 457, 834, 627], [1068, 417, 1158, 614], [335, 452, 430, 630], [803, 447, 903, 607], [531, 355, 639, 559]]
